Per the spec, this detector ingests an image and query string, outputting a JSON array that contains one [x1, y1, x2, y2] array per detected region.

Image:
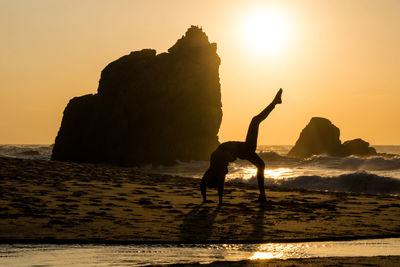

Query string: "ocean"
[[1, 144, 400, 195]]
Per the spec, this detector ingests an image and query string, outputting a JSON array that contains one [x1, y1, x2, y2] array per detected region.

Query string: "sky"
[[0, 0, 399, 145]]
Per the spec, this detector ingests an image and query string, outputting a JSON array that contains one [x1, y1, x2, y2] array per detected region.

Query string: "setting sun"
[[242, 8, 290, 55]]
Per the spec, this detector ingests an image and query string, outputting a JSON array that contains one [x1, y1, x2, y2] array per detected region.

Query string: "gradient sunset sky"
[[1, 0, 399, 145]]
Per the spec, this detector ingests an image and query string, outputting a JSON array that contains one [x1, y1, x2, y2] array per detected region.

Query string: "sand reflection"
[[249, 251, 283, 259], [1, 239, 400, 266], [249, 243, 308, 260]]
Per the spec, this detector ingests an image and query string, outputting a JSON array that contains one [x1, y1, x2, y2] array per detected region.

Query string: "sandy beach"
[[2, 156, 400, 266], [1, 156, 399, 243]]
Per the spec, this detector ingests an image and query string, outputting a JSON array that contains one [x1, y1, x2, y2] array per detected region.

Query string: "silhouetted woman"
[[201, 88, 283, 204]]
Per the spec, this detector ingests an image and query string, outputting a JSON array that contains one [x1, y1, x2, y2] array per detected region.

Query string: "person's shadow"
[[248, 202, 275, 240], [179, 203, 220, 241], [248, 204, 266, 240]]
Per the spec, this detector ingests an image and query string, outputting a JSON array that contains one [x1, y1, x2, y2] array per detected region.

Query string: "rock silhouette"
[[52, 26, 222, 166], [288, 117, 376, 158], [343, 138, 377, 156]]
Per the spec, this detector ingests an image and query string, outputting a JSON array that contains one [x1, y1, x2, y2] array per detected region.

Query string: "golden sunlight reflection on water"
[[241, 167, 294, 180], [249, 251, 283, 259]]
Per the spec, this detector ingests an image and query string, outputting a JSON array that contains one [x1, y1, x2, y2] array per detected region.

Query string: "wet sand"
[[0, 156, 400, 243], [180, 256, 400, 266]]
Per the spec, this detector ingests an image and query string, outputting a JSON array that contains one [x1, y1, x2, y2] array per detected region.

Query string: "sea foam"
[[229, 171, 400, 195]]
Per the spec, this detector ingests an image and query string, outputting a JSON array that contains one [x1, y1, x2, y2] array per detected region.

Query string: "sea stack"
[[288, 117, 344, 158], [288, 117, 376, 158], [52, 26, 222, 166]]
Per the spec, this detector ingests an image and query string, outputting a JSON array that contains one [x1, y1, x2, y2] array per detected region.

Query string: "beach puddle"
[[1, 238, 400, 266]]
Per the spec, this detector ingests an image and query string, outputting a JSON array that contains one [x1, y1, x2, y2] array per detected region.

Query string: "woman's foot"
[[273, 88, 283, 104]]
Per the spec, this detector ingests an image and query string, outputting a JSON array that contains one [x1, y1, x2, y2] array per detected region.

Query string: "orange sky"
[[0, 0, 399, 145]]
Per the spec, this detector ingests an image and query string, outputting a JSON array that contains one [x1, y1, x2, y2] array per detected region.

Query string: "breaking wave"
[[229, 172, 400, 195], [301, 154, 400, 171], [0, 144, 52, 160], [337, 156, 400, 171]]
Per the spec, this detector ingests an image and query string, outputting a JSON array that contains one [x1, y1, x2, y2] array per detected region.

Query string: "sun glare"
[[242, 8, 290, 56], [249, 251, 283, 260]]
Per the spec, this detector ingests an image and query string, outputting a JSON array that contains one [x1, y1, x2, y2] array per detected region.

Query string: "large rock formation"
[[52, 26, 222, 166], [288, 117, 344, 158], [288, 117, 376, 158]]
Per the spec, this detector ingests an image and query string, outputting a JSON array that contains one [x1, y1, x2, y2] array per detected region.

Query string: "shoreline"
[[178, 256, 400, 266], [1, 156, 400, 243]]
